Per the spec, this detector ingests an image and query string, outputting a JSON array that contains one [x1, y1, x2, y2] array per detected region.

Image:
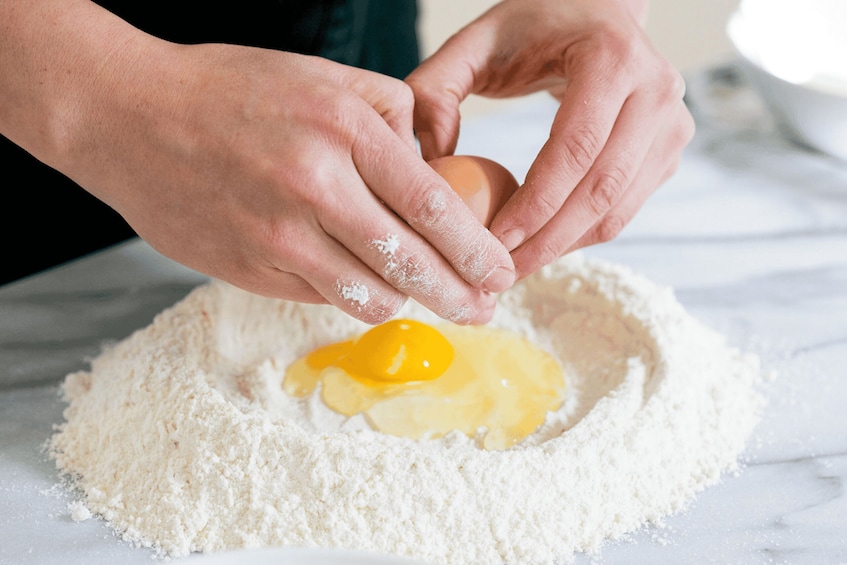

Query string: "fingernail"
[[481, 266, 515, 293], [498, 229, 525, 252]]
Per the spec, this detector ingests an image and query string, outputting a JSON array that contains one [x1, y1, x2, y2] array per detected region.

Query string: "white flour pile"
[[49, 254, 764, 564]]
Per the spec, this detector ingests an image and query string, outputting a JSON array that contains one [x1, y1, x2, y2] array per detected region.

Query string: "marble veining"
[[1, 63, 845, 564]]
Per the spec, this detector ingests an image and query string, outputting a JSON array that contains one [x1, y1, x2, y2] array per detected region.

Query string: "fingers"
[[261, 90, 506, 324], [320, 195, 499, 325], [342, 61, 514, 307], [486, 44, 640, 254], [509, 97, 694, 278], [566, 102, 694, 252], [405, 32, 480, 160], [268, 225, 411, 325], [351, 122, 516, 295], [343, 74, 516, 300], [264, 64, 507, 326], [347, 118, 511, 323], [272, 162, 500, 325], [487, 45, 689, 276]]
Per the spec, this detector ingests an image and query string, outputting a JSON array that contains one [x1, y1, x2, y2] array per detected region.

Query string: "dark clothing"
[[92, 0, 420, 79], [1, 0, 419, 285]]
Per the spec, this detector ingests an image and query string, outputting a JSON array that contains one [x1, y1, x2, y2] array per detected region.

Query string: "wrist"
[[0, 0, 176, 193], [51, 11, 172, 187]]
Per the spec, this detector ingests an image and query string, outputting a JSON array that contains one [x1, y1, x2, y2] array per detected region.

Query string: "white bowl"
[[727, 1, 847, 161]]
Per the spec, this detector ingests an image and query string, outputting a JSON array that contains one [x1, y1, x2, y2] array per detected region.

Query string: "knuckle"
[[394, 81, 416, 109], [593, 24, 638, 69], [594, 213, 628, 244], [568, 24, 633, 71], [265, 226, 334, 286], [532, 186, 566, 220], [334, 88, 363, 118], [378, 81, 415, 127], [676, 108, 696, 146], [403, 71, 425, 95], [655, 63, 686, 105], [410, 188, 451, 230], [586, 165, 628, 217], [658, 105, 696, 163], [265, 149, 336, 211], [265, 219, 309, 263], [407, 74, 449, 109], [381, 251, 436, 294], [406, 78, 439, 114], [533, 239, 564, 271], [558, 124, 603, 174], [316, 92, 363, 143]]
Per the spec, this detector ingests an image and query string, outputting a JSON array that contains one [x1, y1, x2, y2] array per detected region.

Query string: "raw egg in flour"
[[428, 155, 520, 226], [283, 319, 565, 450]]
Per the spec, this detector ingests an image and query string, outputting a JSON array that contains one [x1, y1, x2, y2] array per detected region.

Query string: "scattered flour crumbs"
[[48, 254, 765, 564]]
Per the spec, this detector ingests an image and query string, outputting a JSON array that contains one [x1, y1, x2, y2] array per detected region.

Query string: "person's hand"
[[406, 0, 695, 278], [4, 1, 515, 325]]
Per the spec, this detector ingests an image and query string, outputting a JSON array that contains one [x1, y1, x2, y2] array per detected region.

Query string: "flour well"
[[49, 254, 764, 564]]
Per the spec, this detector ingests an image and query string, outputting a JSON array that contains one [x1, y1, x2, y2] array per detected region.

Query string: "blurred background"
[[417, 0, 740, 117]]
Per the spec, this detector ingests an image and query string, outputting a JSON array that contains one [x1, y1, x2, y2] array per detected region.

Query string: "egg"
[[281, 157, 551, 450], [428, 155, 519, 226], [283, 319, 565, 450]]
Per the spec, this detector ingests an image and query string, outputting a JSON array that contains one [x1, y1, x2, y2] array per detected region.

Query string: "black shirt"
[[1, 0, 419, 285]]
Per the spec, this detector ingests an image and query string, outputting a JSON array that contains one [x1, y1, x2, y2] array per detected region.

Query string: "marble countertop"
[[2, 63, 846, 565]]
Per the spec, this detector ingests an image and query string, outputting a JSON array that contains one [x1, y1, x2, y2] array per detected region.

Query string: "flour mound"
[[49, 255, 764, 564]]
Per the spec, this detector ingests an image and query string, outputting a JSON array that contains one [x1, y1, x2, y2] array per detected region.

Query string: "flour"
[[373, 234, 401, 256], [49, 254, 764, 564], [68, 500, 92, 522], [338, 282, 371, 306]]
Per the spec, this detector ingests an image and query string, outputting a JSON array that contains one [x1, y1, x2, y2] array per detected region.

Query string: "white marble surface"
[[1, 63, 846, 565]]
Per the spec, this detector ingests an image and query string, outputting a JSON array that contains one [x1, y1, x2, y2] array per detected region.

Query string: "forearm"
[[0, 0, 167, 183]]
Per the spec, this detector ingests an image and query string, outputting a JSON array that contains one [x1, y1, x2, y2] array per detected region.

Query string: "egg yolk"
[[282, 319, 565, 450]]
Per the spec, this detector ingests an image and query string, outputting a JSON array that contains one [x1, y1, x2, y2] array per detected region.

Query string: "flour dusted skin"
[[49, 254, 765, 564]]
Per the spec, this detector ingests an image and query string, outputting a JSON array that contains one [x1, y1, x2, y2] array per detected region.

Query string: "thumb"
[[405, 33, 479, 160]]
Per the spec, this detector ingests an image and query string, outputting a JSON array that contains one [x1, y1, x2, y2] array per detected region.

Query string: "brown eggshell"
[[428, 155, 519, 227]]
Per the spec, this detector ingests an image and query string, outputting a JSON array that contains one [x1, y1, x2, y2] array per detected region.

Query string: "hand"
[[5, 1, 515, 325], [406, 0, 695, 278]]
